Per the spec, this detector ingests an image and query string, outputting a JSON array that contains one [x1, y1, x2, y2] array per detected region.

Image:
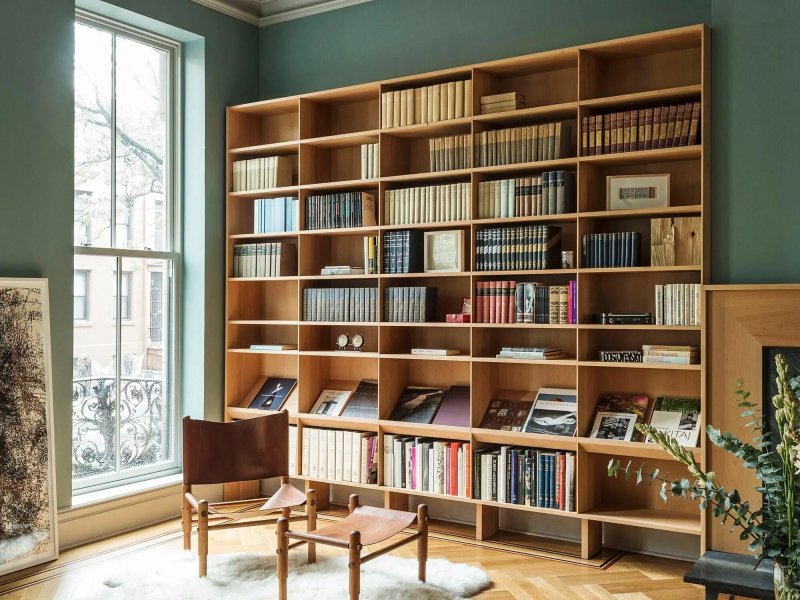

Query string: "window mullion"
[[115, 257, 122, 475], [110, 31, 117, 251]]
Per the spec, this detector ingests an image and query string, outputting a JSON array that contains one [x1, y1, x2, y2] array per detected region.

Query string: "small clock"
[[351, 333, 364, 351], [336, 334, 349, 351]]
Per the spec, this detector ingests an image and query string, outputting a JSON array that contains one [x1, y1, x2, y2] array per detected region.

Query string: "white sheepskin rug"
[[73, 549, 492, 599]]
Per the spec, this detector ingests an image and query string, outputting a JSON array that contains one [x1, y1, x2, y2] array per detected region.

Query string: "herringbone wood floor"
[[0, 512, 709, 599]]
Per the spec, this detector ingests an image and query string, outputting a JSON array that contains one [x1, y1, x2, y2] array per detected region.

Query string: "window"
[[73, 12, 181, 492], [74, 270, 90, 320]]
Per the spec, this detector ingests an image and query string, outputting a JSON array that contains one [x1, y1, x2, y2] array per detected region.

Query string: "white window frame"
[[73, 10, 183, 493], [73, 269, 90, 321]]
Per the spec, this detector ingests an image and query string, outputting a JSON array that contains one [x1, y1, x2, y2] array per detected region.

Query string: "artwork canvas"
[[0, 278, 58, 576]]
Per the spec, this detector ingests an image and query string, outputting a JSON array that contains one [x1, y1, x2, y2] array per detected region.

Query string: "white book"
[[288, 425, 298, 476], [310, 389, 351, 416], [383, 434, 394, 488], [301, 427, 311, 476], [326, 429, 336, 480], [393, 437, 404, 488], [343, 430, 352, 482], [309, 428, 319, 478], [334, 430, 344, 481], [646, 397, 701, 447], [360, 435, 370, 484], [318, 428, 328, 480], [498, 446, 507, 503], [350, 431, 361, 482], [589, 412, 638, 441]]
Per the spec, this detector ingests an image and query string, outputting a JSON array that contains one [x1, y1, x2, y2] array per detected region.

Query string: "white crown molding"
[[191, 0, 372, 27]]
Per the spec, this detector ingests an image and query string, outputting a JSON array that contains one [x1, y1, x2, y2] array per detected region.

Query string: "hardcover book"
[[431, 385, 471, 427], [523, 388, 577, 436], [310, 389, 352, 416], [246, 377, 297, 411], [645, 396, 701, 447], [589, 412, 638, 441], [339, 380, 378, 419], [389, 386, 446, 424], [479, 398, 534, 431]]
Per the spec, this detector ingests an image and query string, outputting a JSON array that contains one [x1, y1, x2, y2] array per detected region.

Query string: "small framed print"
[[606, 174, 670, 211], [424, 229, 464, 272]]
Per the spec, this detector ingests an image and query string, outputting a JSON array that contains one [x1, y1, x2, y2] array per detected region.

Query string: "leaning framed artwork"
[[0, 278, 58, 576]]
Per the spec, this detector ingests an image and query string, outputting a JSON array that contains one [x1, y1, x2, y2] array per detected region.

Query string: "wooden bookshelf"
[[225, 24, 709, 559]]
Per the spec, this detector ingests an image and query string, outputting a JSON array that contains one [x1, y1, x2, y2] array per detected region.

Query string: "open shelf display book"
[[225, 25, 710, 559]]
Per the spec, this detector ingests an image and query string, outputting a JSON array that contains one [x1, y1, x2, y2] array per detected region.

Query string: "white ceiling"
[[192, 0, 373, 26]]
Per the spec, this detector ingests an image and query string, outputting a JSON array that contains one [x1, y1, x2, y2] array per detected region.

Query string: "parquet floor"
[[0, 510, 708, 599]]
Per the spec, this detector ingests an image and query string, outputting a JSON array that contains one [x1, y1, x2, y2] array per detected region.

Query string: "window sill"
[[74, 320, 93, 328], [70, 472, 183, 509]]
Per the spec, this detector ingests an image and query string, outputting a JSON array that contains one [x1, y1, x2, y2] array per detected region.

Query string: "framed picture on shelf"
[[423, 229, 464, 273], [606, 174, 670, 211]]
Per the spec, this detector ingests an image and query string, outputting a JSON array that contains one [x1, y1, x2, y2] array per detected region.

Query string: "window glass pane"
[[72, 256, 118, 480], [74, 23, 112, 247], [115, 36, 168, 251], [120, 257, 172, 471]]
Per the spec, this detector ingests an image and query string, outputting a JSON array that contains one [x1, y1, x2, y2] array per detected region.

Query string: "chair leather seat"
[[261, 482, 308, 511], [288, 504, 417, 546]]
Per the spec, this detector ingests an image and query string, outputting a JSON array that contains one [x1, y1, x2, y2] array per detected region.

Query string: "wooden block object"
[[651, 217, 701, 266]]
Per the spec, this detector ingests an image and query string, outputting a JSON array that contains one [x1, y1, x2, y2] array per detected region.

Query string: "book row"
[[231, 156, 293, 192], [477, 171, 576, 219], [383, 287, 438, 323], [386, 436, 470, 498], [253, 197, 298, 234], [598, 344, 699, 365], [302, 287, 378, 322], [360, 143, 378, 179], [476, 225, 562, 271], [429, 134, 471, 171], [301, 427, 378, 484], [382, 230, 424, 274], [474, 122, 572, 167], [304, 191, 376, 230], [581, 101, 701, 156], [654, 283, 701, 326], [474, 281, 577, 325], [384, 182, 470, 225], [581, 232, 642, 268], [232, 242, 296, 278], [318, 237, 378, 276], [381, 80, 472, 128], [474, 446, 575, 510]]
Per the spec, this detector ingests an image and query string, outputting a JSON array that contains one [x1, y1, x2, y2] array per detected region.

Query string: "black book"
[[340, 380, 379, 419], [389, 386, 446, 424]]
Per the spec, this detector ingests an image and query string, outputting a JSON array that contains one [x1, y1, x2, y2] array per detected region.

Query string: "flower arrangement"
[[608, 354, 800, 599]]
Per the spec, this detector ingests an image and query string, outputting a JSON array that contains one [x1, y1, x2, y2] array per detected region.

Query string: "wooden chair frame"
[[182, 477, 317, 577], [276, 494, 429, 600]]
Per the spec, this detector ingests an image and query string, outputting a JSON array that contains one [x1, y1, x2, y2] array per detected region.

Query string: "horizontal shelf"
[[379, 420, 472, 441], [478, 498, 576, 518], [229, 140, 299, 156], [473, 102, 579, 125], [381, 116, 472, 137], [579, 145, 701, 165], [471, 428, 578, 451], [301, 178, 379, 192], [300, 321, 378, 327], [379, 353, 471, 361], [578, 265, 701, 274], [229, 231, 300, 240], [473, 268, 577, 277], [383, 485, 475, 505], [579, 205, 702, 220], [227, 405, 299, 424], [298, 226, 380, 236], [581, 506, 701, 536], [229, 185, 300, 199], [227, 319, 299, 326], [301, 130, 380, 148], [578, 360, 702, 371], [579, 84, 702, 109], [380, 321, 468, 328], [381, 271, 469, 279], [300, 274, 379, 280], [473, 157, 578, 176], [381, 169, 472, 185], [476, 213, 577, 226], [228, 276, 298, 282], [297, 414, 380, 431], [471, 322, 575, 329], [293, 474, 380, 491], [300, 350, 379, 358], [381, 220, 471, 231], [227, 348, 299, 355], [472, 356, 577, 366], [578, 324, 701, 331], [578, 437, 701, 461]]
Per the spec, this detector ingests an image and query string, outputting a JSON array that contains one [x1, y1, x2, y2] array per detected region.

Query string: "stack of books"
[[360, 143, 378, 179], [232, 156, 292, 192], [253, 197, 298, 233], [480, 92, 525, 114], [382, 230, 424, 274], [384, 182, 470, 225], [581, 232, 642, 268], [381, 80, 472, 128], [496, 346, 564, 360], [428, 134, 471, 171], [384, 435, 470, 498], [383, 287, 438, 322], [302, 287, 377, 322], [304, 191, 376, 230], [320, 265, 364, 276], [476, 225, 562, 271], [301, 427, 378, 484], [474, 281, 577, 324], [475, 121, 572, 167], [654, 284, 701, 326], [581, 101, 701, 156], [477, 171, 575, 218], [473, 445, 575, 511], [642, 344, 699, 364], [232, 242, 296, 278]]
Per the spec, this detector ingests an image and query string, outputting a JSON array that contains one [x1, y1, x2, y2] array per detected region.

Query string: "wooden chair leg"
[[306, 488, 317, 564], [181, 485, 192, 551], [277, 517, 289, 600], [417, 504, 429, 583], [348, 530, 362, 600], [197, 500, 209, 578], [348, 494, 360, 514]]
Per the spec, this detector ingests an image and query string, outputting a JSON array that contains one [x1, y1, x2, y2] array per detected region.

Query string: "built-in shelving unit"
[[225, 24, 709, 559]]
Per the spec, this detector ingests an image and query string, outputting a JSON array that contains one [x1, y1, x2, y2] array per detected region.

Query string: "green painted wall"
[[260, 0, 800, 284], [0, 0, 259, 507]]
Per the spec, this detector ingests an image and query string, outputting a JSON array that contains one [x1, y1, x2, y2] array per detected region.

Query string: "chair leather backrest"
[[183, 412, 288, 485]]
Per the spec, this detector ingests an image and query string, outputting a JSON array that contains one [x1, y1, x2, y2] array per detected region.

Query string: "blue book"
[[273, 197, 285, 234], [509, 448, 518, 504], [536, 453, 544, 508]]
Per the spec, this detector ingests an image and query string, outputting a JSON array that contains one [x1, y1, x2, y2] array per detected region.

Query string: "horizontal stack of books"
[[360, 143, 378, 179], [232, 242, 296, 278], [383, 286, 438, 322], [654, 283, 701, 325], [384, 182, 470, 225], [479, 92, 525, 114], [477, 171, 576, 218], [428, 134, 471, 171], [581, 101, 701, 156], [383, 230, 423, 274], [253, 197, 298, 233], [384, 436, 470, 498], [581, 232, 641, 268], [642, 344, 699, 364], [475, 281, 577, 324], [304, 191, 376, 230], [302, 287, 378, 322], [475, 121, 572, 167], [473, 445, 575, 511], [495, 346, 564, 360], [476, 225, 562, 271], [301, 427, 378, 484], [232, 156, 293, 192], [381, 79, 472, 128]]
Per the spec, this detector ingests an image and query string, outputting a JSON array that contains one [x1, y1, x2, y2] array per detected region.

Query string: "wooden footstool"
[[276, 494, 429, 600]]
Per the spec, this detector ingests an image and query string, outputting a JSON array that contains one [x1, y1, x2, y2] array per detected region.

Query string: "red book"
[[500, 281, 508, 323], [493, 281, 501, 323], [567, 280, 574, 325], [475, 283, 483, 323], [450, 442, 459, 496], [508, 279, 516, 324], [464, 443, 471, 498]]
